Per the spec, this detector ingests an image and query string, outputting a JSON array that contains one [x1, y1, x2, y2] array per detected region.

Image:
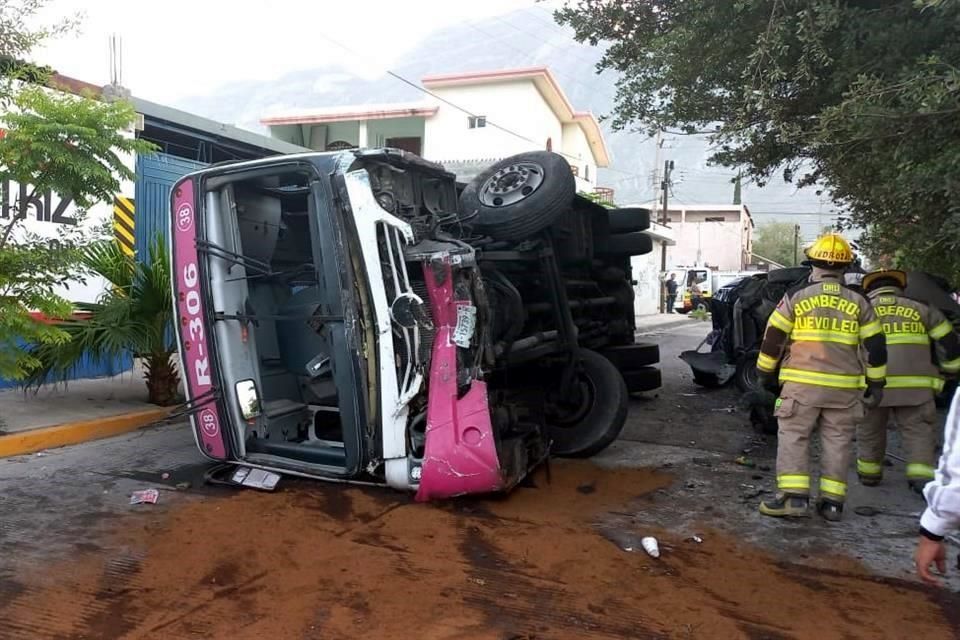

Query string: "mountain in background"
[[177, 6, 838, 241]]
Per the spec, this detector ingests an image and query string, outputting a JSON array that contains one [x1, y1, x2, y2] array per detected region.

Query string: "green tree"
[[556, 0, 960, 283], [752, 222, 799, 268], [0, 0, 154, 381], [27, 237, 178, 406]]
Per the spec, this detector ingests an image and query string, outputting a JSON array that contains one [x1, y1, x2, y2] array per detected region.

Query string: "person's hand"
[[863, 381, 884, 409], [915, 536, 947, 586]]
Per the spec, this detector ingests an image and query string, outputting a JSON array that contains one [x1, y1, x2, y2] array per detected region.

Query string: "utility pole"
[[651, 128, 662, 226], [659, 158, 674, 312], [793, 224, 800, 266]]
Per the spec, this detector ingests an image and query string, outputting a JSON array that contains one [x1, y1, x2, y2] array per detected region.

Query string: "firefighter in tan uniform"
[[856, 270, 960, 493], [756, 234, 888, 521]]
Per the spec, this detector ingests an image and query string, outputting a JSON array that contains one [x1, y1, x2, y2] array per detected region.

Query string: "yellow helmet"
[[862, 269, 907, 291], [804, 233, 854, 266]]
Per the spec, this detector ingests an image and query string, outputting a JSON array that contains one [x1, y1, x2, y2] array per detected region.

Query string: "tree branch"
[[0, 181, 42, 251]]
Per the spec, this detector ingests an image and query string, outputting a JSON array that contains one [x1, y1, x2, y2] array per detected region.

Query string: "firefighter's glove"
[[758, 371, 780, 393], [863, 381, 885, 410]]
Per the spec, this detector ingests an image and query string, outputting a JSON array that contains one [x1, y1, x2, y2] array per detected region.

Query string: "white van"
[[664, 266, 756, 313]]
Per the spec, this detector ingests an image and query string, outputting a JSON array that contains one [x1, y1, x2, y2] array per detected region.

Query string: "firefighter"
[[856, 270, 960, 493], [756, 233, 888, 521]]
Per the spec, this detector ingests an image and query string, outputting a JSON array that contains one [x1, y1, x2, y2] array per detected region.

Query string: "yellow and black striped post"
[[113, 196, 135, 257]]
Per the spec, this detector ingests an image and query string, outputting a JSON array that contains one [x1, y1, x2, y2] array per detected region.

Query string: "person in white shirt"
[[916, 388, 960, 585]]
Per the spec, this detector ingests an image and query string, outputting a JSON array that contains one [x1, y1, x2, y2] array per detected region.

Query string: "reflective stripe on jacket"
[[869, 287, 955, 406], [757, 273, 885, 407]]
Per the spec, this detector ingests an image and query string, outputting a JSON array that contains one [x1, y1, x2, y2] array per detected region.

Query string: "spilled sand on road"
[[1, 460, 957, 640]]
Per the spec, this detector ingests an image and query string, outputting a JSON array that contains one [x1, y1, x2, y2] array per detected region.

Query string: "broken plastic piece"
[[230, 466, 281, 491], [641, 536, 660, 558], [130, 489, 160, 505]]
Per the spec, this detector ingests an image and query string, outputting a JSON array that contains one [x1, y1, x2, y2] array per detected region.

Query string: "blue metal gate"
[[134, 153, 206, 255]]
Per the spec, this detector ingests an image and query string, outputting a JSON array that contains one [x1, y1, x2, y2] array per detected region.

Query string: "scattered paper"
[[231, 466, 281, 491], [130, 489, 160, 505]]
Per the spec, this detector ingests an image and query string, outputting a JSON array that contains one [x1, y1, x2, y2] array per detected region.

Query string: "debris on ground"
[[129, 489, 160, 505], [161, 472, 170, 480], [641, 536, 661, 558], [734, 455, 756, 468], [688, 535, 704, 544], [231, 466, 281, 491]]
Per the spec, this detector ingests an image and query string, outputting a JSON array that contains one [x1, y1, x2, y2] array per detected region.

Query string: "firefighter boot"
[[817, 498, 844, 522], [759, 493, 810, 518], [856, 459, 884, 487]]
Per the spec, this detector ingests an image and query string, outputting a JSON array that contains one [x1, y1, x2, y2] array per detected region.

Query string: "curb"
[[636, 318, 707, 335], [0, 407, 174, 458]]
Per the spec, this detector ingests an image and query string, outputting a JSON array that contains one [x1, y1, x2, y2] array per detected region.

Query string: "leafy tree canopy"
[[0, 0, 154, 381], [751, 221, 801, 268], [556, 0, 960, 282]]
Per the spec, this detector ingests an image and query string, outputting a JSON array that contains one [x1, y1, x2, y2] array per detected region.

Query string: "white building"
[[657, 204, 754, 271], [260, 67, 610, 194], [631, 221, 676, 316]]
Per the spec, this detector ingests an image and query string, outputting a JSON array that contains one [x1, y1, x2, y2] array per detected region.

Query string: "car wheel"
[[735, 352, 760, 393], [459, 151, 575, 240], [546, 349, 629, 458], [692, 370, 723, 388], [596, 231, 653, 257]]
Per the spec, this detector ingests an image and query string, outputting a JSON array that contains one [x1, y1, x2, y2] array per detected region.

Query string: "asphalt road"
[[613, 322, 956, 583], [0, 322, 958, 639]]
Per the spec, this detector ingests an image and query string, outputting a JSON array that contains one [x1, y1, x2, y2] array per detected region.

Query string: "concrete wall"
[[632, 247, 663, 316], [368, 117, 425, 148], [561, 123, 597, 186], [664, 207, 750, 271], [325, 121, 360, 148], [422, 80, 563, 162]]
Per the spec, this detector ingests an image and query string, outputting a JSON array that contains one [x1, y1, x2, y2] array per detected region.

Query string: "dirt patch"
[[0, 460, 956, 640]]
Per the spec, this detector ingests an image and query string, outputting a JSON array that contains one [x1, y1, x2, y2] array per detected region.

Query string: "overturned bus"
[[170, 149, 660, 500]]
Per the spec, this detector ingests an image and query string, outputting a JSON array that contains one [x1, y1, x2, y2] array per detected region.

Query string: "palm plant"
[[27, 235, 180, 406]]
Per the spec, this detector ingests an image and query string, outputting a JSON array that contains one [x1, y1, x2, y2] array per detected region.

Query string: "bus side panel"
[[171, 177, 228, 460]]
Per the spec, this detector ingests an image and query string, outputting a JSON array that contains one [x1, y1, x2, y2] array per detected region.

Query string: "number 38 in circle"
[[199, 409, 219, 438]]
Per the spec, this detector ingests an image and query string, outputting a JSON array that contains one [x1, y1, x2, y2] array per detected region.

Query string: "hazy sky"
[[34, 0, 555, 103]]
